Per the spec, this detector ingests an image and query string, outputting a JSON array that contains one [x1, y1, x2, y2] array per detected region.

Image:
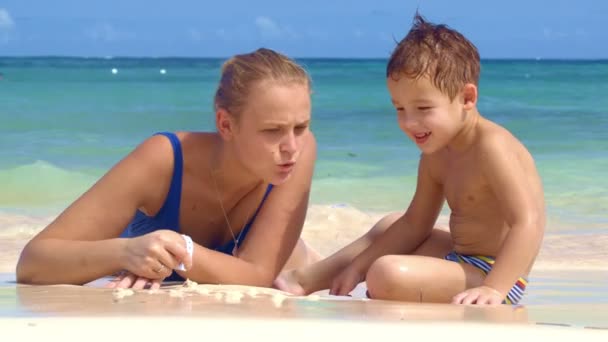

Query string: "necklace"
[[209, 167, 253, 256]]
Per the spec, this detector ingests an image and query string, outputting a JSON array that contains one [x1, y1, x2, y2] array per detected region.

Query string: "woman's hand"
[[105, 271, 163, 290], [121, 229, 192, 279]]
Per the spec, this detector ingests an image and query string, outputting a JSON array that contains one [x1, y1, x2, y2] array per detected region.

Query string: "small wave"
[[0, 160, 98, 207]]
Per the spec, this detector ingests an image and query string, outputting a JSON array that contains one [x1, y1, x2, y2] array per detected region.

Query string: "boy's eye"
[[418, 106, 432, 111], [395, 107, 405, 111], [294, 125, 308, 133]]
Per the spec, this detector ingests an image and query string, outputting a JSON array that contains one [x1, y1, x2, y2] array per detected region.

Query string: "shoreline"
[[1, 204, 607, 273]]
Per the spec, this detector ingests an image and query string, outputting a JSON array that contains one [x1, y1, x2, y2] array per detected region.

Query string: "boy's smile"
[[414, 132, 432, 145]]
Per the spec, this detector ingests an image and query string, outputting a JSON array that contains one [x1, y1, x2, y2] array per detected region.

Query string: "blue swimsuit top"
[[121, 132, 273, 280]]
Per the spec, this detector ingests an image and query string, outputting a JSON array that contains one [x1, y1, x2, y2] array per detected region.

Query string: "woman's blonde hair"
[[214, 48, 311, 118]]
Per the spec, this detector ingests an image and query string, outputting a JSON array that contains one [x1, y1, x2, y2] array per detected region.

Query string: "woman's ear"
[[215, 108, 235, 140], [462, 83, 478, 110]]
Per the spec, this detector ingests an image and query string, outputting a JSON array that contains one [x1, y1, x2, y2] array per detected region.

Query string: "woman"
[[16, 48, 318, 290]]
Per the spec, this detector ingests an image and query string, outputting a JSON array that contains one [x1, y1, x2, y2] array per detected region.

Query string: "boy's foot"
[[273, 269, 306, 296]]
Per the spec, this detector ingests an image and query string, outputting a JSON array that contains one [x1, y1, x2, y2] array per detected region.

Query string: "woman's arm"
[[16, 135, 187, 285], [177, 133, 317, 287]]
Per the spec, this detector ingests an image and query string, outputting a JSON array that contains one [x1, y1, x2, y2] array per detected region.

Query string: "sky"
[[0, 0, 606, 59]]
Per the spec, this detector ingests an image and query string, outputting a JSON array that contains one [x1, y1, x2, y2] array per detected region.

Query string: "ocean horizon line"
[[0, 55, 607, 63]]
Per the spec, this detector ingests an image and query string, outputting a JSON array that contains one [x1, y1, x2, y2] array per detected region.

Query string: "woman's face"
[[230, 82, 312, 185]]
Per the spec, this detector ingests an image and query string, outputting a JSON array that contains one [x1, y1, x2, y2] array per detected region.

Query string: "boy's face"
[[387, 75, 465, 154]]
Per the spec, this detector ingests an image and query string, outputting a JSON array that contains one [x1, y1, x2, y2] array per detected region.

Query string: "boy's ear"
[[215, 108, 235, 140], [462, 83, 478, 110]]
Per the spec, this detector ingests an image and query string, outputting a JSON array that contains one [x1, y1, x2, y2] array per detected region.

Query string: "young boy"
[[274, 13, 545, 305]]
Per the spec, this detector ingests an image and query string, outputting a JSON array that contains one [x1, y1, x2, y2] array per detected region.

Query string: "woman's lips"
[[278, 162, 295, 172]]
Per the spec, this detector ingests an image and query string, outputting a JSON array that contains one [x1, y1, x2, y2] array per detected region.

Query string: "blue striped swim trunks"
[[444, 251, 528, 304]]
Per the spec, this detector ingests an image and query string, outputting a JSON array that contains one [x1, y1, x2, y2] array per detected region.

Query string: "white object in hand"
[[177, 234, 193, 271]]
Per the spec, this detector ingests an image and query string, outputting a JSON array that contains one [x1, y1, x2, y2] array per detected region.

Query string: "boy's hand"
[[329, 264, 365, 296], [452, 286, 504, 305]]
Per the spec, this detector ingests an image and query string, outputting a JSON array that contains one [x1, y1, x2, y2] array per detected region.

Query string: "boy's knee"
[[366, 255, 434, 301], [368, 255, 398, 275], [366, 255, 403, 299]]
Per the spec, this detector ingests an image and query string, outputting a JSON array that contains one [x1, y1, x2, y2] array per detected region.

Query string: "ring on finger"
[[153, 263, 166, 274]]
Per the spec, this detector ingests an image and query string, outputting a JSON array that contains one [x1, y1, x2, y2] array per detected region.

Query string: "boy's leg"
[[274, 212, 403, 295], [275, 212, 453, 295], [365, 232, 485, 303]]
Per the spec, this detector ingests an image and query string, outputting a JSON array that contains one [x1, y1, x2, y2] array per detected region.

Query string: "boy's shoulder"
[[472, 119, 538, 177], [476, 118, 528, 155], [420, 118, 534, 178]]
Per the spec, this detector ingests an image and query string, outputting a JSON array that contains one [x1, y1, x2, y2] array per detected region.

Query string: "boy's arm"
[[479, 137, 545, 298], [350, 154, 445, 273]]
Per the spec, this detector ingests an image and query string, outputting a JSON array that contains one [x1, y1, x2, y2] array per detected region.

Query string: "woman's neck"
[[209, 134, 261, 198]]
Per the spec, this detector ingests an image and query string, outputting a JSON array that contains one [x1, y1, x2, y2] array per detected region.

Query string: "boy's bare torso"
[[426, 119, 545, 274]]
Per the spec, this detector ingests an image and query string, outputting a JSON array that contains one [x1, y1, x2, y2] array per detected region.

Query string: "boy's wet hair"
[[387, 13, 480, 100], [214, 48, 311, 118]]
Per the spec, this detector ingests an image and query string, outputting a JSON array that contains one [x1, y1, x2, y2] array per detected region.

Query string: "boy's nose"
[[399, 115, 419, 132]]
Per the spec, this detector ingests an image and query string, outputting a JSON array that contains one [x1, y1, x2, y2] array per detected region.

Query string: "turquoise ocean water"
[[0, 57, 606, 234]]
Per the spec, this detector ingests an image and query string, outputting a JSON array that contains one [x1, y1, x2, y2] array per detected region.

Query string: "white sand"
[[1, 317, 607, 341]]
